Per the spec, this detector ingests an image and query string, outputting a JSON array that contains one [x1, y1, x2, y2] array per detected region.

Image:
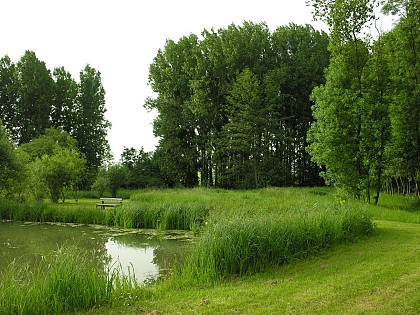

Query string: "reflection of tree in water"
[[110, 231, 192, 277], [152, 239, 192, 272], [0, 222, 112, 271]]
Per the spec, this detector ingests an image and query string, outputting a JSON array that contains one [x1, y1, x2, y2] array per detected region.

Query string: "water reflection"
[[0, 221, 191, 283], [106, 239, 157, 282]]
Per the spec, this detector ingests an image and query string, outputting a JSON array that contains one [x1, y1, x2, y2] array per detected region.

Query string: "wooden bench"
[[96, 197, 123, 209]]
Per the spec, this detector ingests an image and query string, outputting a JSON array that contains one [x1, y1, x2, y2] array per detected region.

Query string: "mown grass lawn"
[[80, 189, 419, 315]]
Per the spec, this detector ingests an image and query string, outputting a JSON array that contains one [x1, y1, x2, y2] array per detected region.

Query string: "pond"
[[0, 221, 192, 284]]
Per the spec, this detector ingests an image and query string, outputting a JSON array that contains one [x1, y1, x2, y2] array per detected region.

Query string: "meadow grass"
[[122, 220, 418, 315], [1, 187, 419, 314], [78, 188, 419, 315], [0, 247, 140, 314]]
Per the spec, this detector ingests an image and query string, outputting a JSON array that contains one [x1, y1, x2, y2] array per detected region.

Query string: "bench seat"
[[96, 197, 123, 209]]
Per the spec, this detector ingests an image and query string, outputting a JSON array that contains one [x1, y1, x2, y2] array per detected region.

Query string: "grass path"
[[86, 220, 419, 314]]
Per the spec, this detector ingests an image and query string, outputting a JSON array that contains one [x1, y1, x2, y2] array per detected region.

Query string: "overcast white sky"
[[1, 1, 392, 160]]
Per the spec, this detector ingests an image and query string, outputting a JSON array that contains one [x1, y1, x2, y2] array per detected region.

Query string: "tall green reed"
[[0, 247, 139, 314], [173, 203, 374, 286], [114, 202, 209, 231], [0, 198, 114, 225]]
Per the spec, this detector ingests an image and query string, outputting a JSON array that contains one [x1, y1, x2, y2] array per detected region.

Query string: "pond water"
[[0, 221, 192, 284]]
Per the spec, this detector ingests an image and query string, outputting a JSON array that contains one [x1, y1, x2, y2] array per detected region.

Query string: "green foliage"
[[92, 166, 109, 197], [19, 127, 77, 160], [107, 164, 129, 197], [0, 52, 111, 190], [92, 163, 129, 198], [17, 129, 86, 203], [0, 121, 21, 193], [52, 67, 78, 133], [120, 147, 166, 188], [40, 147, 86, 203], [14, 51, 55, 144], [381, 0, 420, 196], [307, 41, 372, 198], [307, 0, 413, 203], [147, 22, 330, 188], [74, 65, 111, 177]]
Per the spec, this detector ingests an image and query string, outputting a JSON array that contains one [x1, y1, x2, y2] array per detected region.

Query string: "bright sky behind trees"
[[0, 1, 393, 159]]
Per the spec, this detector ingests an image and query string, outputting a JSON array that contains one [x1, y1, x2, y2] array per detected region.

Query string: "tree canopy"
[[0, 51, 111, 187], [147, 22, 330, 189], [307, 0, 420, 202]]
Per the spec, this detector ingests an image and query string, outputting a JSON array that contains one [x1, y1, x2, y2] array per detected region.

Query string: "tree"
[[382, 0, 420, 197], [120, 147, 165, 188], [40, 147, 86, 203], [19, 127, 77, 160], [52, 67, 78, 135], [147, 22, 330, 188], [216, 68, 262, 188], [268, 24, 330, 186], [92, 163, 128, 198], [18, 128, 85, 203], [0, 55, 17, 136], [74, 65, 111, 184], [15, 51, 54, 144], [107, 164, 128, 198], [147, 35, 200, 187], [0, 120, 21, 193], [307, 0, 391, 201]]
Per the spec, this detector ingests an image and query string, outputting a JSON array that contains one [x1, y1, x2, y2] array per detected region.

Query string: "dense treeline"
[[146, 0, 419, 202], [307, 0, 420, 203], [1, 0, 418, 203], [146, 22, 330, 188], [0, 51, 111, 179]]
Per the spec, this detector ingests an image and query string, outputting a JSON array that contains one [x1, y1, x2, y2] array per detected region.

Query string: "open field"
[[0, 188, 419, 314]]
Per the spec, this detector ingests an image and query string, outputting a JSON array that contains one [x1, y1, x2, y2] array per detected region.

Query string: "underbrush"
[[0, 247, 140, 314]]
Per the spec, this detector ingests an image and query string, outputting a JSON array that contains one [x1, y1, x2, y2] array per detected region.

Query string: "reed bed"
[[0, 199, 111, 225], [113, 202, 209, 231], [0, 196, 209, 232], [0, 247, 139, 314], [172, 203, 374, 285]]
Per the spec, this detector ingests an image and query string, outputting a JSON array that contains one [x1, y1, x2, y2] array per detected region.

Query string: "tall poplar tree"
[[382, 0, 420, 196], [74, 65, 111, 180], [52, 67, 78, 135], [0, 55, 17, 138], [307, 0, 386, 200], [147, 35, 200, 187], [15, 51, 54, 144]]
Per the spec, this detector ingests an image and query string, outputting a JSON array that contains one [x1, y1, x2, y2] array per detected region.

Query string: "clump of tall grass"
[[0, 247, 139, 314], [113, 202, 209, 231], [0, 198, 113, 225], [0, 198, 47, 222], [173, 203, 374, 286]]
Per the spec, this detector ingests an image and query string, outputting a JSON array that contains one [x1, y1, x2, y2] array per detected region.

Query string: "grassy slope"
[[82, 189, 419, 315]]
